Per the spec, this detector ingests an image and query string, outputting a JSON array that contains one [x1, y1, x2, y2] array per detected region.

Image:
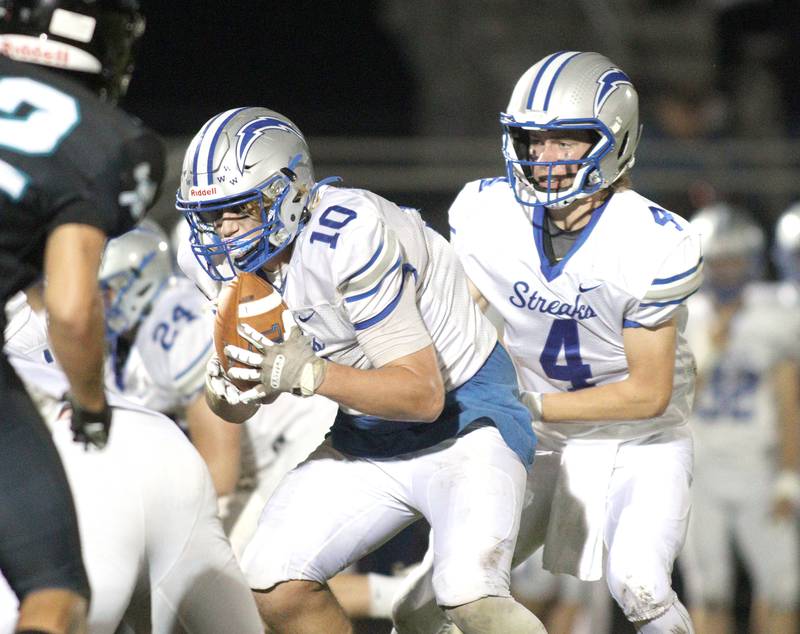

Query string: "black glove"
[[67, 395, 112, 450]]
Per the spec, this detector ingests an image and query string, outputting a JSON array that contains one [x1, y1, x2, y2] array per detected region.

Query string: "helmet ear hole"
[[617, 132, 629, 159]]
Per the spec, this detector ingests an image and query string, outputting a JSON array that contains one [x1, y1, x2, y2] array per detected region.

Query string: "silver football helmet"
[[501, 51, 641, 209], [773, 202, 800, 282], [690, 203, 764, 300], [175, 107, 318, 281], [98, 219, 172, 339]]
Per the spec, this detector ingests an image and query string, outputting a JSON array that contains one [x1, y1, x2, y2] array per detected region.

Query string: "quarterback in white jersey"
[[176, 107, 543, 634], [392, 52, 700, 634], [1, 295, 263, 634], [680, 205, 800, 633]]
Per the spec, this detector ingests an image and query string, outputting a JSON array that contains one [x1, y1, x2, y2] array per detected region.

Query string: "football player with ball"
[[176, 107, 545, 634]]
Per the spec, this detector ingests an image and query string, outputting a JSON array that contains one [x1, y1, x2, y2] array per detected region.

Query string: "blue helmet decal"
[[594, 69, 631, 115], [235, 116, 304, 175]]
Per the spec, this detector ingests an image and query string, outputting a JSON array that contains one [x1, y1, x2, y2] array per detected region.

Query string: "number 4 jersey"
[[0, 56, 165, 307], [449, 177, 703, 442]]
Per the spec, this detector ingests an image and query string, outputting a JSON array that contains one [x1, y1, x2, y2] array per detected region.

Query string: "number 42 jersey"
[[449, 178, 703, 442]]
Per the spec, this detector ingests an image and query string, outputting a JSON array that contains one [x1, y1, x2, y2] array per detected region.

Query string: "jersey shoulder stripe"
[[340, 223, 402, 300], [642, 257, 704, 302], [351, 269, 411, 331]]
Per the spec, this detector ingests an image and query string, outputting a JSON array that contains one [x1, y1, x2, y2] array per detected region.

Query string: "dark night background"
[[124, 2, 416, 137]]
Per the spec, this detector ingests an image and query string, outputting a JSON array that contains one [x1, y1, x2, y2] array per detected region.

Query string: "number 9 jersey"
[[449, 177, 703, 442], [0, 56, 165, 307]]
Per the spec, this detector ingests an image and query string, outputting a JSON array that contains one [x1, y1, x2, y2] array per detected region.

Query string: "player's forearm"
[[318, 361, 444, 422], [44, 223, 108, 411], [542, 377, 672, 422], [187, 396, 242, 496], [774, 360, 800, 472], [47, 290, 106, 411]]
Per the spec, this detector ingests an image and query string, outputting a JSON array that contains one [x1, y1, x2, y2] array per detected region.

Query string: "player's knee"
[[606, 562, 674, 621], [445, 596, 546, 634], [253, 580, 328, 625]]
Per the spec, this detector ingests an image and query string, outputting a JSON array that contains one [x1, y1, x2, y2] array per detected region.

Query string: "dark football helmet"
[[0, 0, 145, 102]]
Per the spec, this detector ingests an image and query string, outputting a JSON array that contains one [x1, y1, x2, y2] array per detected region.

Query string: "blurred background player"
[[680, 203, 800, 634], [97, 221, 244, 499], [774, 202, 800, 295], [392, 50, 699, 634], [176, 107, 544, 634], [0, 1, 164, 631], [0, 295, 263, 633]]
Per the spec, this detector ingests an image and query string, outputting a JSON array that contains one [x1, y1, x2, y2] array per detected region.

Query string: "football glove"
[[206, 353, 243, 405], [520, 390, 544, 423], [226, 323, 326, 403], [67, 394, 112, 450]]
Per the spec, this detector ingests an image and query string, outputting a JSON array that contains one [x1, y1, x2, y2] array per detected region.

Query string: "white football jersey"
[[686, 284, 800, 466], [109, 276, 213, 414], [450, 178, 702, 441], [273, 185, 496, 407]]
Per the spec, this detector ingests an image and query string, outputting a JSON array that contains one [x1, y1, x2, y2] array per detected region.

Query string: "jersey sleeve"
[[624, 230, 704, 328], [334, 211, 408, 333], [329, 204, 432, 365], [49, 130, 166, 238]]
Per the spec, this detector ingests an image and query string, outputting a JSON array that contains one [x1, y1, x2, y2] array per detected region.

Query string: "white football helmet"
[[98, 219, 172, 339], [690, 203, 764, 300], [175, 107, 320, 281], [773, 202, 800, 282], [501, 51, 641, 209]]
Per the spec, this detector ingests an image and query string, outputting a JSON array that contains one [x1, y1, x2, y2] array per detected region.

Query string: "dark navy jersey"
[[0, 56, 165, 304]]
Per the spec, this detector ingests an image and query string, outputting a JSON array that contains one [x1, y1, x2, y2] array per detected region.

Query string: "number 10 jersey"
[[449, 177, 703, 442]]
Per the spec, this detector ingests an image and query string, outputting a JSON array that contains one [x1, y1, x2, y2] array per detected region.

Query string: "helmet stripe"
[[526, 51, 580, 111], [542, 51, 582, 110], [526, 51, 564, 109], [191, 115, 217, 187], [204, 107, 250, 186], [190, 107, 248, 187]]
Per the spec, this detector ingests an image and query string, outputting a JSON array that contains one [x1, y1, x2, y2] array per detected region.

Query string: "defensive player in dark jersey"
[[0, 1, 164, 632]]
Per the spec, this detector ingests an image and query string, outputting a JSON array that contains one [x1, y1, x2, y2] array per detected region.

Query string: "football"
[[214, 272, 289, 389]]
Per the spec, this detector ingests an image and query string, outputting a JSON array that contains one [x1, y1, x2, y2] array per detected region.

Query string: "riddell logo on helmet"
[[0, 38, 70, 67], [190, 187, 217, 197]]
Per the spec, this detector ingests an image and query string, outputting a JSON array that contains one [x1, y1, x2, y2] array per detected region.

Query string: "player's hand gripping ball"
[[214, 272, 293, 391]]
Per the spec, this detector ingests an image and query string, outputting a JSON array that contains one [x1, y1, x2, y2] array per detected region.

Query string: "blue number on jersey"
[[540, 320, 593, 389], [0, 77, 80, 200], [153, 304, 198, 351], [695, 365, 759, 421], [649, 206, 683, 231], [309, 205, 357, 249]]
